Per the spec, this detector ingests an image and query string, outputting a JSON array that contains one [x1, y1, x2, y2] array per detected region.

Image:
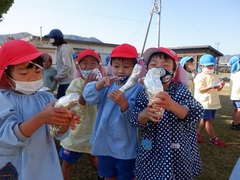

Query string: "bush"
[[219, 67, 230, 73]]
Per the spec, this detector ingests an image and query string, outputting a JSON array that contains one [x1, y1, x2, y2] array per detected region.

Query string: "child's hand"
[[138, 105, 163, 123], [108, 89, 128, 112], [217, 81, 225, 91], [84, 71, 98, 84], [220, 81, 225, 87], [153, 91, 174, 111], [65, 110, 81, 130], [138, 77, 144, 85], [96, 76, 122, 90], [40, 101, 80, 127]]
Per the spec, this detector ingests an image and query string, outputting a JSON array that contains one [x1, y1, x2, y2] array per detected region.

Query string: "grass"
[[195, 83, 240, 180], [56, 80, 240, 180]]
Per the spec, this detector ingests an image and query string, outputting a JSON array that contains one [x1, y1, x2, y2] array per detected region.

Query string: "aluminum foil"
[[92, 68, 102, 80], [49, 93, 80, 137], [144, 68, 164, 114], [119, 64, 142, 92]]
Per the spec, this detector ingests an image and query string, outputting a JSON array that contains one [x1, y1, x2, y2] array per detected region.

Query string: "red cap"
[[159, 47, 178, 62], [0, 40, 49, 78], [143, 47, 178, 67], [110, 43, 138, 59], [77, 49, 101, 63]]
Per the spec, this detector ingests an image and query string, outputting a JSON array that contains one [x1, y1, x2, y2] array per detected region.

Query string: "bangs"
[[110, 57, 137, 65], [27, 57, 44, 69]]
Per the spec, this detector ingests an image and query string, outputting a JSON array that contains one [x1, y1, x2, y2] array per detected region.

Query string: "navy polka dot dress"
[[130, 82, 204, 180]]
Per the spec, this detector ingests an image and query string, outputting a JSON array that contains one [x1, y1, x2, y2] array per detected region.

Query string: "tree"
[[0, 0, 14, 22]]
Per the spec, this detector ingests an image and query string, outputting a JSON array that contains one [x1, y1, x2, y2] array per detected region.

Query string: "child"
[[0, 40, 80, 180], [59, 49, 105, 180], [130, 47, 204, 180], [42, 55, 57, 92], [82, 43, 144, 180], [72, 53, 79, 78], [180, 56, 198, 94], [194, 54, 226, 146], [228, 56, 240, 130], [74, 51, 106, 79]]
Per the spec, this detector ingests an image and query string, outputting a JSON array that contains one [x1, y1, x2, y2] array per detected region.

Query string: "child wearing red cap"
[[73, 49, 106, 79], [83, 43, 144, 180], [0, 40, 80, 180], [130, 47, 204, 180], [59, 49, 105, 180]]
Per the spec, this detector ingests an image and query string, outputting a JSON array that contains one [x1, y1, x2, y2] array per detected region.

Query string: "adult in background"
[[44, 29, 76, 99]]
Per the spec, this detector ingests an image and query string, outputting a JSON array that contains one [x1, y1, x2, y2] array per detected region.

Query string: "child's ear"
[[0, 73, 11, 88], [1, 72, 10, 83]]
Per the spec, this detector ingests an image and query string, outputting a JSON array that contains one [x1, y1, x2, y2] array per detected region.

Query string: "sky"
[[0, 0, 240, 55]]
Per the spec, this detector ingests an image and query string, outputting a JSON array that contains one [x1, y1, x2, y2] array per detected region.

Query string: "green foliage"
[[219, 67, 230, 73], [0, 0, 14, 22]]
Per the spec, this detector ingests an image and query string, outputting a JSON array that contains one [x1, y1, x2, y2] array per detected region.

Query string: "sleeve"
[[194, 73, 206, 92], [82, 81, 104, 105], [120, 84, 144, 122], [55, 49, 72, 80], [175, 85, 204, 127], [0, 93, 29, 148], [66, 78, 83, 95], [130, 89, 149, 127], [55, 128, 70, 140]]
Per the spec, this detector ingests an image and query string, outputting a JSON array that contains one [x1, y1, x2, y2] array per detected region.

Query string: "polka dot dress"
[[130, 83, 204, 180]]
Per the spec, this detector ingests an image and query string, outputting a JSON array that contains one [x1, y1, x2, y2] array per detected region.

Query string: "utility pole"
[[215, 42, 220, 50], [141, 0, 162, 56]]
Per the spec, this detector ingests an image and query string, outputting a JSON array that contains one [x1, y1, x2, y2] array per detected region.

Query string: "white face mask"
[[80, 70, 91, 77], [9, 79, 43, 95], [202, 67, 214, 74], [79, 65, 102, 80], [49, 38, 55, 44]]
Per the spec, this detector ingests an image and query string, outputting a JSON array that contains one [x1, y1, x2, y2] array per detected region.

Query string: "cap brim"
[[16, 52, 49, 64], [78, 54, 100, 63], [0, 52, 49, 78], [202, 63, 215, 66], [143, 48, 161, 63], [44, 35, 53, 38], [231, 62, 240, 73]]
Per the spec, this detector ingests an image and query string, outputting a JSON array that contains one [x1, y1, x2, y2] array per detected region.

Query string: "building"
[[170, 45, 223, 72], [21, 35, 118, 65], [21, 35, 223, 70]]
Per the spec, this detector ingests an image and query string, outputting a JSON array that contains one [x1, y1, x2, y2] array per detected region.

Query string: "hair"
[[147, 52, 177, 71], [184, 58, 194, 71], [110, 58, 137, 66], [47, 56, 53, 65], [4, 56, 44, 78], [51, 36, 67, 46]]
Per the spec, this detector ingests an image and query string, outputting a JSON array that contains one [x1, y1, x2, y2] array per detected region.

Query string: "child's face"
[[148, 54, 175, 71], [43, 60, 52, 69], [185, 60, 194, 69], [111, 58, 135, 77], [201, 65, 214, 69], [79, 56, 99, 70], [8, 62, 43, 82]]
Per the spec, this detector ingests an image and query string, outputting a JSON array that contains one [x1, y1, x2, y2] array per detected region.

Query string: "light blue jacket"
[[83, 81, 143, 159], [0, 90, 68, 180]]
